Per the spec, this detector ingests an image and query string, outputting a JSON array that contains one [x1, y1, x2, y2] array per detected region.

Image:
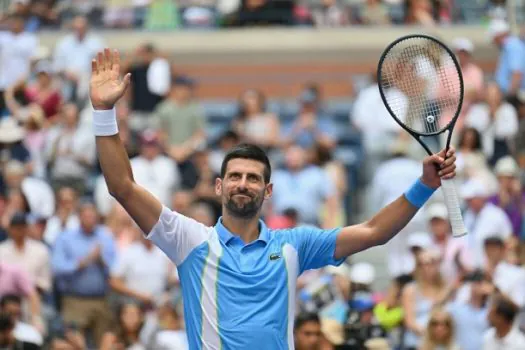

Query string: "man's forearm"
[[96, 134, 134, 197]]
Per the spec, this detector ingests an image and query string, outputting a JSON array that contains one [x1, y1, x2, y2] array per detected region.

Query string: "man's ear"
[[215, 178, 222, 197], [264, 183, 273, 200]]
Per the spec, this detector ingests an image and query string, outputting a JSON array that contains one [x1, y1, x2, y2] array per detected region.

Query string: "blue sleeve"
[[51, 236, 79, 276], [507, 39, 525, 73], [290, 226, 345, 273]]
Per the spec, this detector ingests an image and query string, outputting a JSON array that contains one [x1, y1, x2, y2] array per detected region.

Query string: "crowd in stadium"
[[1, 0, 525, 349]]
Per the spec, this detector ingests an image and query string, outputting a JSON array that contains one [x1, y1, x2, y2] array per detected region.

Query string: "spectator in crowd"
[[311, 0, 350, 27], [446, 38, 484, 131], [0, 262, 42, 333], [405, 0, 435, 26], [464, 83, 519, 165], [294, 312, 322, 350], [130, 130, 180, 206], [461, 179, 513, 266], [109, 231, 177, 308], [419, 308, 460, 350], [0, 14, 38, 117], [282, 85, 337, 151], [488, 20, 525, 107], [123, 43, 166, 130], [17, 106, 47, 178], [232, 89, 280, 150], [0, 212, 51, 294], [0, 294, 42, 346], [271, 144, 338, 228], [187, 201, 216, 227], [0, 313, 40, 350], [43, 186, 79, 246], [104, 204, 140, 253], [155, 75, 206, 164], [402, 249, 451, 349], [426, 202, 473, 284], [0, 118, 32, 175], [370, 142, 426, 277], [51, 202, 116, 347], [360, 0, 390, 25], [5, 60, 62, 121], [484, 296, 525, 349], [99, 301, 147, 350], [209, 130, 241, 175], [446, 269, 490, 350], [45, 103, 96, 195], [483, 236, 525, 307], [455, 127, 497, 191], [52, 15, 104, 104], [488, 156, 525, 237], [151, 302, 188, 349]]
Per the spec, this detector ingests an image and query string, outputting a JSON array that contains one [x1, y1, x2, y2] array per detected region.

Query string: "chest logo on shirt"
[[269, 253, 282, 261]]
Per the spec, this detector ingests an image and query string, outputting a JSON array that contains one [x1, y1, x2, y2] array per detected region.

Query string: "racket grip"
[[440, 177, 467, 237]]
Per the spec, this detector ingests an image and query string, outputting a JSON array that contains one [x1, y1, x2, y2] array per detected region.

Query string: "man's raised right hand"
[[90, 48, 131, 110]]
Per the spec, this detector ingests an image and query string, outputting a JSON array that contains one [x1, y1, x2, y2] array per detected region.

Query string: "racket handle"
[[440, 177, 467, 237]]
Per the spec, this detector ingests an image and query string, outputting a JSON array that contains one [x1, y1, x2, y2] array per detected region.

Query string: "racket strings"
[[379, 37, 462, 136]]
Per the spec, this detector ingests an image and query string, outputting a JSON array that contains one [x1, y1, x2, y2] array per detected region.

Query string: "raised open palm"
[[90, 48, 131, 110]]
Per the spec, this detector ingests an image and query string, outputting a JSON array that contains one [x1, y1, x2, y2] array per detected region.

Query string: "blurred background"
[[0, 0, 525, 349]]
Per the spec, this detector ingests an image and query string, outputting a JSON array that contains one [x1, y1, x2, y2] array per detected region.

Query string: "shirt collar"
[[215, 217, 270, 245]]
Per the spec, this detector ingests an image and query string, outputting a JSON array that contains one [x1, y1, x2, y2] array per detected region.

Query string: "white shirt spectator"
[[14, 322, 43, 346], [0, 31, 38, 89], [154, 330, 189, 350], [0, 239, 51, 292], [111, 241, 175, 298], [465, 102, 519, 158], [493, 262, 525, 307], [43, 215, 80, 246], [130, 155, 180, 206], [464, 202, 513, 267], [371, 156, 427, 276], [21, 177, 55, 219], [483, 327, 525, 350], [351, 85, 407, 156], [433, 236, 473, 282], [147, 58, 170, 96]]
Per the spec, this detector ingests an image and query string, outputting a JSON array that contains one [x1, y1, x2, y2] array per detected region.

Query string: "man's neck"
[[221, 213, 261, 244], [496, 322, 513, 339], [470, 295, 484, 309], [13, 238, 25, 250]]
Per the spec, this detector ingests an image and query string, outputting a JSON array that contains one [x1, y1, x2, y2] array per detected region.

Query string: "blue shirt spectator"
[[490, 20, 525, 95], [51, 203, 116, 297]]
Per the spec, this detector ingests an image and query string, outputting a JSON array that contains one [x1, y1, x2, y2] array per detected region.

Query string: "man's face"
[[430, 218, 449, 240], [79, 205, 98, 232], [467, 197, 485, 213], [2, 302, 21, 322], [8, 224, 26, 242], [294, 321, 322, 350], [484, 243, 505, 265], [216, 158, 271, 219]]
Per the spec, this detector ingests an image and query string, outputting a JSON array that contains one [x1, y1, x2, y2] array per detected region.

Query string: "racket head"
[[377, 34, 464, 138]]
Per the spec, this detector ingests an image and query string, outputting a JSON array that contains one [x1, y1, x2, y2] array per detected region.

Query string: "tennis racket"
[[377, 34, 467, 237]]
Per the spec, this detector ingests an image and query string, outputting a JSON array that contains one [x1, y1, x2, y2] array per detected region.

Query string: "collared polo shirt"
[[147, 206, 344, 350]]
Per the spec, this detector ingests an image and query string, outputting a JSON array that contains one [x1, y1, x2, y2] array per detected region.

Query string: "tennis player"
[[90, 49, 457, 349]]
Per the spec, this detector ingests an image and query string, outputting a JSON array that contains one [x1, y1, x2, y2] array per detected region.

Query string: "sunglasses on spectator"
[[430, 319, 451, 327]]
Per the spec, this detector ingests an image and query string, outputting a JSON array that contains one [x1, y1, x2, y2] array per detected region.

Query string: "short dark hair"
[[493, 296, 519, 324], [220, 143, 271, 184], [0, 313, 14, 332], [294, 312, 320, 331], [0, 294, 21, 308]]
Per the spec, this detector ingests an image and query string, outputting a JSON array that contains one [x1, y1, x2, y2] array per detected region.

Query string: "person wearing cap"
[[461, 179, 513, 267], [426, 202, 473, 283], [487, 156, 524, 236], [281, 84, 338, 151], [153, 74, 207, 164], [0, 212, 51, 294], [129, 129, 180, 206], [445, 269, 490, 350], [488, 19, 525, 107]]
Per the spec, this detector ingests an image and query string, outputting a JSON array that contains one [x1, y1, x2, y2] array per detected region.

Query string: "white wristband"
[[92, 108, 118, 136]]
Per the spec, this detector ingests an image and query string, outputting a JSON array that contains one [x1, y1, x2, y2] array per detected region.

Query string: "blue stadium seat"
[[325, 101, 352, 124]]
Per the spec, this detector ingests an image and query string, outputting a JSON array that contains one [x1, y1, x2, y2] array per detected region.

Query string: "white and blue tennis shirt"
[[147, 206, 345, 350]]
